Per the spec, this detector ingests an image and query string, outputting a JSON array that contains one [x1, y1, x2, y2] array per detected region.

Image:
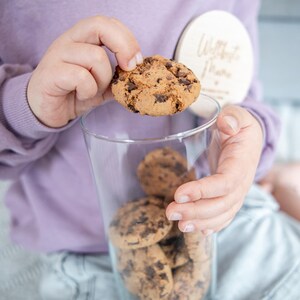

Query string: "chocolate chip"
[[144, 57, 154, 64], [111, 72, 119, 84], [175, 101, 182, 111], [157, 220, 166, 229], [158, 175, 164, 180], [179, 78, 191, 85], [174, 162, 186, 175], [140, 227, 156, 238], [160, 162, 171, 169], [155, 261, 165, 270], [185, 84, 193, 92], [127, 104, 139, 113], [154, 94, 168, 103], [159, 273, 168, 280], [127, 81, 137, 92], [126, 225, 134, 234], [145, 266, 156, 280], [165, 62, 173, 69], [177, 70, 187, 78], [136, 214, 148, 224]]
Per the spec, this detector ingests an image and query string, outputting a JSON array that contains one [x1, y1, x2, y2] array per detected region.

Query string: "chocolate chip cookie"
[[117, 244, 173, 299], [184, 232, 212, 263], [109, 197, 172, 249], [137, 147, 196, 199], [168, 260, 210, 300], [159, 222, 189, 269], [111, 55, 201, 116]]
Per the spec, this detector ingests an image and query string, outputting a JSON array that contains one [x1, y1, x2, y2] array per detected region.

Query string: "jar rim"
[[80, 94, 220, 144]]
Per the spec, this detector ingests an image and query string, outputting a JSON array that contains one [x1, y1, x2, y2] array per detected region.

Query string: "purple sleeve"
[[233, 0, 281, 180], [240, 97, 281, 181], [0, 63, 61, 180]]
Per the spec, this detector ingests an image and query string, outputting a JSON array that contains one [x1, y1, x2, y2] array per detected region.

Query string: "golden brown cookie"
[[168, 260, 210, 300], [137, 147, 196, 199], [184, 232, 212, 262], [109, 197, 172, 249], [117, 244, 173, 299], [111, 55, 201, 116], [159, 222, 190, 269]]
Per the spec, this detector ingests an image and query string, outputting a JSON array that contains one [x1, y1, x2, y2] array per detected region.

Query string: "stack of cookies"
[[109, 147, 212, 300]]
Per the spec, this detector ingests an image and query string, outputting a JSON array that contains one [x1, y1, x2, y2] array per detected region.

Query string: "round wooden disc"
[[175, 10, 254, 116]]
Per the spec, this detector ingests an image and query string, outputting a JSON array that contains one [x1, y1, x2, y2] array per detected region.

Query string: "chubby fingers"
[[64, 15, 143, 71], [173, 170, 241, 204], [52, 63, 98, 101], [166, 195, 238, 221], [166, 167, 245, 233], [60, 43, 112, 93], [166, 199, 242, 234]]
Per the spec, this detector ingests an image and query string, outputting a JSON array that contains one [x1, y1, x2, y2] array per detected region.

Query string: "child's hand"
[[27, 16, 142, 128], [166, 105, 264, 235]]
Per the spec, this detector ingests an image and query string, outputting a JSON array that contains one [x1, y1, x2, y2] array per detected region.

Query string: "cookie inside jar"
[[108, 147, 212, 300]]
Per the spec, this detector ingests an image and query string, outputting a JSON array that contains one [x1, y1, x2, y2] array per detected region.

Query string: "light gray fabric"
[[1, 182, 300, 300], [216, 184, 300, 300], [0, 182, 43, 300], [36, 185, 300, 300], [40, 252, 119, 300]]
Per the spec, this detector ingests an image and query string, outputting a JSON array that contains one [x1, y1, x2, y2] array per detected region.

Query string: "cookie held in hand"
[[111, 55, 201, 116]]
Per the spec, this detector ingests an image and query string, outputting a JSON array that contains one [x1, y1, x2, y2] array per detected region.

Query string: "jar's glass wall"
[[81, 94, 220, 300]]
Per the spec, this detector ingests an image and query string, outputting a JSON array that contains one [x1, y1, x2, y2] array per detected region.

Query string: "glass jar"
[[81, 94, 220, 300]]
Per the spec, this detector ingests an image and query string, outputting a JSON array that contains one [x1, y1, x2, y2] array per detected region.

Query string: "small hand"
[[166, 105, 264, 235], [27, 16, 143, 128]]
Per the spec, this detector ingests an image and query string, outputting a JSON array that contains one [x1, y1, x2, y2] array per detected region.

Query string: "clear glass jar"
[[81, 94, 220, 300]]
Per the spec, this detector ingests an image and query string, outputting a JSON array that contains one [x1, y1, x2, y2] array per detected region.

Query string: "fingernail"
[[135, 52, 143, 65], [127, 56, 137, 70], [184, 223, 195, 232], [224, 116, 238, 133], [177, 195, 190, 204], [202, 229, 214, 236], [169, 212, 182, 221]]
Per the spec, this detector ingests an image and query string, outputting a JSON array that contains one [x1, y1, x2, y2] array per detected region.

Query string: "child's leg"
[[217, 184, 300, 300], [39, 252, 119, 300], [260, 163, 300, 221]]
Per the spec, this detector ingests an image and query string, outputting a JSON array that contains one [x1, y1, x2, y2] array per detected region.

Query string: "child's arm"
[[0, 16, 142, 180], [27, 16, 142, 128], [166, 0, 281, 234], [166, 105, 264, 234]]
